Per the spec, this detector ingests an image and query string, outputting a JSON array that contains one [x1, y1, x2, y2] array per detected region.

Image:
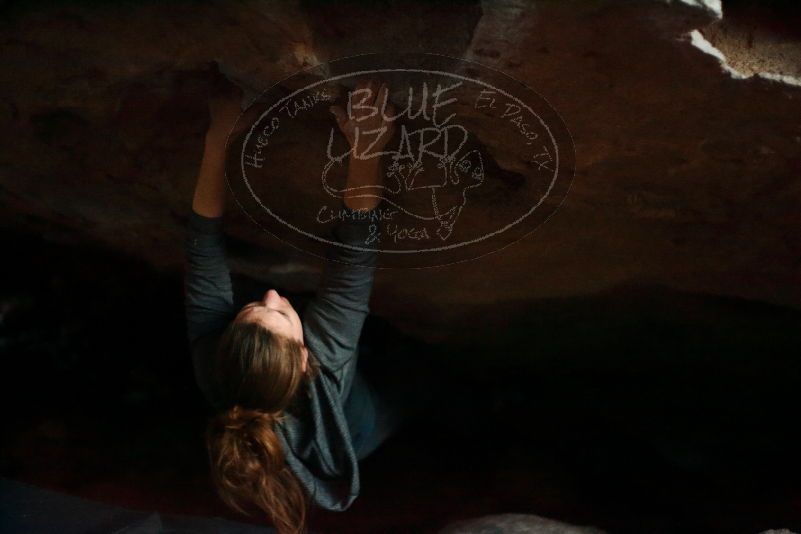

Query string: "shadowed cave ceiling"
[[1, 0, 800, 343]]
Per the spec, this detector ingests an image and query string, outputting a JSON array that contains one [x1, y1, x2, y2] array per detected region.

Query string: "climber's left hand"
[[205, 68, 260, 147]]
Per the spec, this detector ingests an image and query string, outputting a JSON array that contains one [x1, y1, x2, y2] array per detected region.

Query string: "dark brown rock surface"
[[1, 0, 800, 343]]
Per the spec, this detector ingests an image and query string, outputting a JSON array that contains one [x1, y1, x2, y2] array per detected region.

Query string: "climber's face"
[[235, 289, 308, 372]]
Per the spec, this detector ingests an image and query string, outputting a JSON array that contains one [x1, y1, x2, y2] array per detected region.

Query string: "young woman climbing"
[[183, 72, 403, 534]]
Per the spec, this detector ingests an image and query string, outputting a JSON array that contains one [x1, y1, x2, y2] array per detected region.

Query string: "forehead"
[[237, 306, 292, 330]]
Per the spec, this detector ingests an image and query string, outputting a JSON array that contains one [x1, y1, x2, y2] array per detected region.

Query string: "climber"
[[183, 70, 404, 534]]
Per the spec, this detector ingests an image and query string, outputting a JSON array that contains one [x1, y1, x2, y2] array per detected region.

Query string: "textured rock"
[[1, 0, 800, 342], [438, 513, 606, 534], [700, 0, 801, 83]]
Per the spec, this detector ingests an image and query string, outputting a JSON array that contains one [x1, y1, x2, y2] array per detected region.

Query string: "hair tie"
[[225, 405, 282, 431]]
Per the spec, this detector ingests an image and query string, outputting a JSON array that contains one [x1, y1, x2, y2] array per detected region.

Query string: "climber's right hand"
[[329, 78, 396, 160]]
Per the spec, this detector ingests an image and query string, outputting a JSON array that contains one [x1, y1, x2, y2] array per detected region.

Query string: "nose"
[[263, 289, 283, 307]]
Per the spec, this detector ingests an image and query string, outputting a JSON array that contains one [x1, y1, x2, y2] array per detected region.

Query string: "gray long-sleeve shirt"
[[183, 207, 378, 511]]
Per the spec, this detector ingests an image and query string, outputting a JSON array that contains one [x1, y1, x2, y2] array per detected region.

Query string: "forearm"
[[343, 157, 381, 212], [192, 133, 229, 218]]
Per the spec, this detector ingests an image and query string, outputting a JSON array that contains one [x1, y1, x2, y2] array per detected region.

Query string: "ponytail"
[[207, 321, 320, 534], [207, 405, 309, 534]]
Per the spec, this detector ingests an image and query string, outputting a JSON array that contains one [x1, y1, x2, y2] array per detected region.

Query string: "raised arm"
[[184, 70, 252, 345], [184, 208, 235, 346], [302, 162, 382, 400], [303, 79, 396, 399], [183, 71, 265, 407]]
